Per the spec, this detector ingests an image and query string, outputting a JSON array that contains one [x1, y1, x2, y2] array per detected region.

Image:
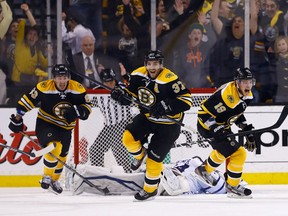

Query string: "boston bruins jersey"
[[16, 79, 92, 130], [198, 81, 253, 130], [124, 66, 192, 124]]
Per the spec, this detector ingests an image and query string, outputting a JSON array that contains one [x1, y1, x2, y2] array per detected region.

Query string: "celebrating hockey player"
[[8, 64, 91, 194], [195, 67, 257, 198], [110, 49, 192, 201]]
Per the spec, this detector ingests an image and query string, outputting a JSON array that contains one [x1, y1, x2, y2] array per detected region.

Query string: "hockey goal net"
[[71, 88, 215, 173]]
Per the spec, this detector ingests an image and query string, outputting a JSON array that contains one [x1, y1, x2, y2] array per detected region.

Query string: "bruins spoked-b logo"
[[54, 102, 72, 119], [138, 87, 156, 106]]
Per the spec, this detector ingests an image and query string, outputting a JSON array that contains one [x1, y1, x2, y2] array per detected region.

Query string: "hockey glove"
[[243, 124, 256, 152], [110, 87, 131, 105], [150, 100, 172, 118], [63, 105, 86, 124], [9, 114, 24, 133], [210, 124, 229, 138]]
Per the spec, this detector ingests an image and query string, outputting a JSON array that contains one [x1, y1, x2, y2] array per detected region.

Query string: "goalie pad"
[[160, 167, 190, 196], [72, 165, 144, 195]]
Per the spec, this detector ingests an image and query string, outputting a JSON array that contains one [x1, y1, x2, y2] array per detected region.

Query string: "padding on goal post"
[[72, 88, 216, 173]]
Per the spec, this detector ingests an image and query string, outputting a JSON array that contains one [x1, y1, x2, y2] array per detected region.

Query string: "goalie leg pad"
[[160, 168, 189, 196]]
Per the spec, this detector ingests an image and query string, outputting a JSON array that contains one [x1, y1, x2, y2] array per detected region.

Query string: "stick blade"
[[32, 144, 55, 157]]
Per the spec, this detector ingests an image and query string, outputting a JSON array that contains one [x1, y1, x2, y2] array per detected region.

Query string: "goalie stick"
[[70, 69, 199, 134], [0, 140, 55, 157], [20, 132, 110, 194]]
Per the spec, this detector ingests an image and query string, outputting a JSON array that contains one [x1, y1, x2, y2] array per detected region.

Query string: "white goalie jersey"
[[159, 156, 226, 196], [72, 157, 226, 196]]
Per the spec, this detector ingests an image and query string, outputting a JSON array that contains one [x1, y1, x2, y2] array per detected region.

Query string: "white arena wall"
[[0, 105, 287, 187]]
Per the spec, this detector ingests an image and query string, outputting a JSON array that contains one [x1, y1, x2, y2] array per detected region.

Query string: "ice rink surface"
[[0, 185, 288, 216]]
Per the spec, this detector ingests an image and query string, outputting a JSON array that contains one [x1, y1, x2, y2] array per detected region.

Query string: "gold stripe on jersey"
[[177, 93, 193, 107], [18, 95, 35, 112], [38, 108, 75, 130]]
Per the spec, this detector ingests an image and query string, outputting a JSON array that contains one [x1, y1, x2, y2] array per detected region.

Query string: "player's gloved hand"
[[150, 100, 172, 118], [110, 87, 131, 105], [63, 106, 79, 124], [242, 124, 256, 152], [9, 114, 24, 133], [210, 124, 228, 138]]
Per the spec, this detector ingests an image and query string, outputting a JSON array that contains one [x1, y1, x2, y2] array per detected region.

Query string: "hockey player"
[[110, 49, 192, 201], [195, 67, 257, 198], [8, 64, 91, 194]]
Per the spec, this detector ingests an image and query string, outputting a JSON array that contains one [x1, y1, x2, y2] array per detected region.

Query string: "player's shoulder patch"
[[221, 82, 241, 108], [68, 80, 86, 93], [37, 80, 54, 91], [156, 68, 178, 83]]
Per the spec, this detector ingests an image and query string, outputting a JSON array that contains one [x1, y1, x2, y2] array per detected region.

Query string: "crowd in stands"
[[0, 0, 287, 105]]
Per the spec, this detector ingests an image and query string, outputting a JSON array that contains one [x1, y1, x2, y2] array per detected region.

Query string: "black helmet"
[[100, 68, 116, 82], [52, 64, 70, 77], [234, 67, 254, 80], [234, 67, 256, 85], [144, 50, 164, 65]]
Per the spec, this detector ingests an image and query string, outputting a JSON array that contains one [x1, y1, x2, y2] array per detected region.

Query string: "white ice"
[[0, 185, 287, 216]]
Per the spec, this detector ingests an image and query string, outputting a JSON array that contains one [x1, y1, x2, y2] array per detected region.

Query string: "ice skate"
[[194, 164, 217, 186], [40, 175, 51, 189], [134, 189, 158, 201], [49, 180, 63, 194], [226, 183, 252, 199]]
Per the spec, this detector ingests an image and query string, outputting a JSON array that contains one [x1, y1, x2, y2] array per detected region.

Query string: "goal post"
[[72, 88, 216, 171]]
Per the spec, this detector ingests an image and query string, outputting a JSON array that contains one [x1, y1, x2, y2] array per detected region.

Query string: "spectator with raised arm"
[[0, 0, 12, 40], [10, 3, 48, 104]]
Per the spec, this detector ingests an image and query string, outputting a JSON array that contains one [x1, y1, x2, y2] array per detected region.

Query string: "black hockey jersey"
[[16, 79, 91, 130], [198, 81, 253, 130], [124, 66, 192, 124]]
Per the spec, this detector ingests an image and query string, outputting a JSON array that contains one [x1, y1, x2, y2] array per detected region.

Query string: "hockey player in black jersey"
[[8, 64, 92, 194], [195, 67, 257, 198], [111, 50, 192, 201]]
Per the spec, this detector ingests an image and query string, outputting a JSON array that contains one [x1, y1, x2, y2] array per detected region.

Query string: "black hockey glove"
[[110, 87, 131, 105], [63, 105, 85, 124], [242, 124, 256, 152], [150, 100, 172, 118], [9, 114, 24, 133], [210, 124, 229, 138]]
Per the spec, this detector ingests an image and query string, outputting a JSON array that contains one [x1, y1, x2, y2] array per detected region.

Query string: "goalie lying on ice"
[[72, 156, 228, 196]]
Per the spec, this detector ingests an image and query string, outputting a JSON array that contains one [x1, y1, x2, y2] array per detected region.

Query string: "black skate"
[[134, 189, 158, 201], [50, 180, 63, 194], [226, 183, 252, 199], [131, 151, 146, 171], [40, 175, 51, 189], [194, 164, 217, 186]]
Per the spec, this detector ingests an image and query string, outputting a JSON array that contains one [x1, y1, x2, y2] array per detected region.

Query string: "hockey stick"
[[0, 142, 54, 157], [20, 132, 110, 194], [70, 69, 199, 133], [226, 105, 288, 138], [0, 137, 55, 157]]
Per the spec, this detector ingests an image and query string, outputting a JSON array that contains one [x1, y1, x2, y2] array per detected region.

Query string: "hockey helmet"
[[100, 68, 116, 82], [52, 64, 70, 77], [234, 67, 256, 85], [144, 49, 164, 65]]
